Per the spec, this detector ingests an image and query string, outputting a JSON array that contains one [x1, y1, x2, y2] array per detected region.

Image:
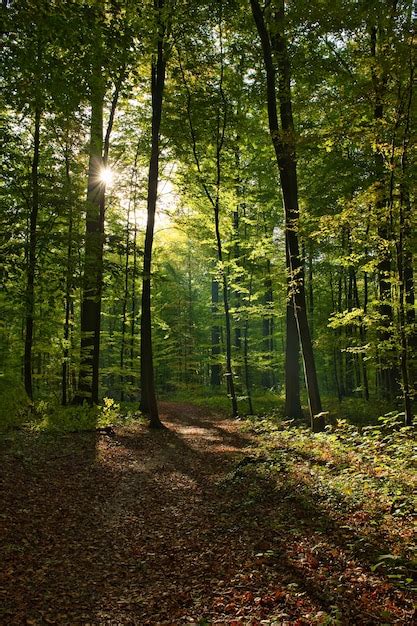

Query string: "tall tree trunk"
[[352, 271, 370, 401], [251, 0, 324, 430], [75, 57, 124, 405], [120, 146, 139, 401], [62, 145, 74, 406], [24, 106, 41, 401], [307, 243, 314, 339], [210, 277, 221, 386], [139, 0, 166, 428], [75, 63, 105, 405], [214, 206, 238, 417], [130, 215, 138, 398], [244, 269, 254, 414], [261, 260, 275, 389], [120, 202, 131, 402], [213, 15, 238, 418], [233, 147, 242, 383]]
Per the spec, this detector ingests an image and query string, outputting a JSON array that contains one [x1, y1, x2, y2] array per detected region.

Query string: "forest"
[[1, 0, 416, 624]]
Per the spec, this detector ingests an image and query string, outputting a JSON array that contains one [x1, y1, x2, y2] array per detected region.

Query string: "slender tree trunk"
[[130, 215, 138, 398], [139, 0, 166, 427], [244, 270, 254, 414], [261, 260, 275, 389], [187, 243, 194, 382], [213, 18, 238, 418], [251, 0, 324, 430], [120, 202, 131, 402], [307, 243, 314, 339], [62, 146, 73, 406], [233, 148, 242, 384], [214, 205, 238, 417], [210, 277, 221, 386], [397, 202, 413, 425], [24, 106, 41, 401], [352, 271, 370, 401]]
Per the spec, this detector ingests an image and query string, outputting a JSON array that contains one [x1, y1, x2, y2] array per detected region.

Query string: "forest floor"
[[0, 402, 415, 625]]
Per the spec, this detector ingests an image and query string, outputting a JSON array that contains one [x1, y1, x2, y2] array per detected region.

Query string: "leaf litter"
[[0, 403, 415, 625]]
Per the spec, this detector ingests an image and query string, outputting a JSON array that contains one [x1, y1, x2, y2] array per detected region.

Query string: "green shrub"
[[0, 374, 31, 432]]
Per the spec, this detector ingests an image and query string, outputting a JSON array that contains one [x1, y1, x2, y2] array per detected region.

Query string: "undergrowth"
[[241, 411, 417, 592], [0, 395, 144, 435]]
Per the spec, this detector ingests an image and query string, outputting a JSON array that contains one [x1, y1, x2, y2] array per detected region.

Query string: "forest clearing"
[[1, 0, 416, 623]]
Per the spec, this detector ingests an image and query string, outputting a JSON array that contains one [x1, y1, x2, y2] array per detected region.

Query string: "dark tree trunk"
[[130, 215, 138, 398], [212, 20, 238, 418], [261, 260, 275, 390], [139, 0, 166, 428], [75, 66, 105, 405], [251, 0, 324, 430], [120, 202, 130, 402], [214, 207, 238, 418], [24, 106, 41, 401], [74, 57, 124, 406], [210, 277, 221, 386], [233, 148, 242, 389], [244, 270, 254, 414], [62, 146, 73, 406], [307, 243, 314, 339]]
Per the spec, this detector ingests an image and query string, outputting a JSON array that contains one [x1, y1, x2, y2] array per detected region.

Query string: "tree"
[[250, 0, 325, 431], [139, 0, 169, 427]]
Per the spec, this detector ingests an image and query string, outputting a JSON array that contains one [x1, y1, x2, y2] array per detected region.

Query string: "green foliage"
[[243, 410, 416, 589], [0, 374, 31, 433], [0, 394, 144, 435]]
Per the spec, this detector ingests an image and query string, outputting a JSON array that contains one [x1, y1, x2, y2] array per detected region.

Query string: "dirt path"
[[0, 403, 414, 625]]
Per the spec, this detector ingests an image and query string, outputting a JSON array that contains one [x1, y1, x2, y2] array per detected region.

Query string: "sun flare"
[[99, 167, 114, 186]]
